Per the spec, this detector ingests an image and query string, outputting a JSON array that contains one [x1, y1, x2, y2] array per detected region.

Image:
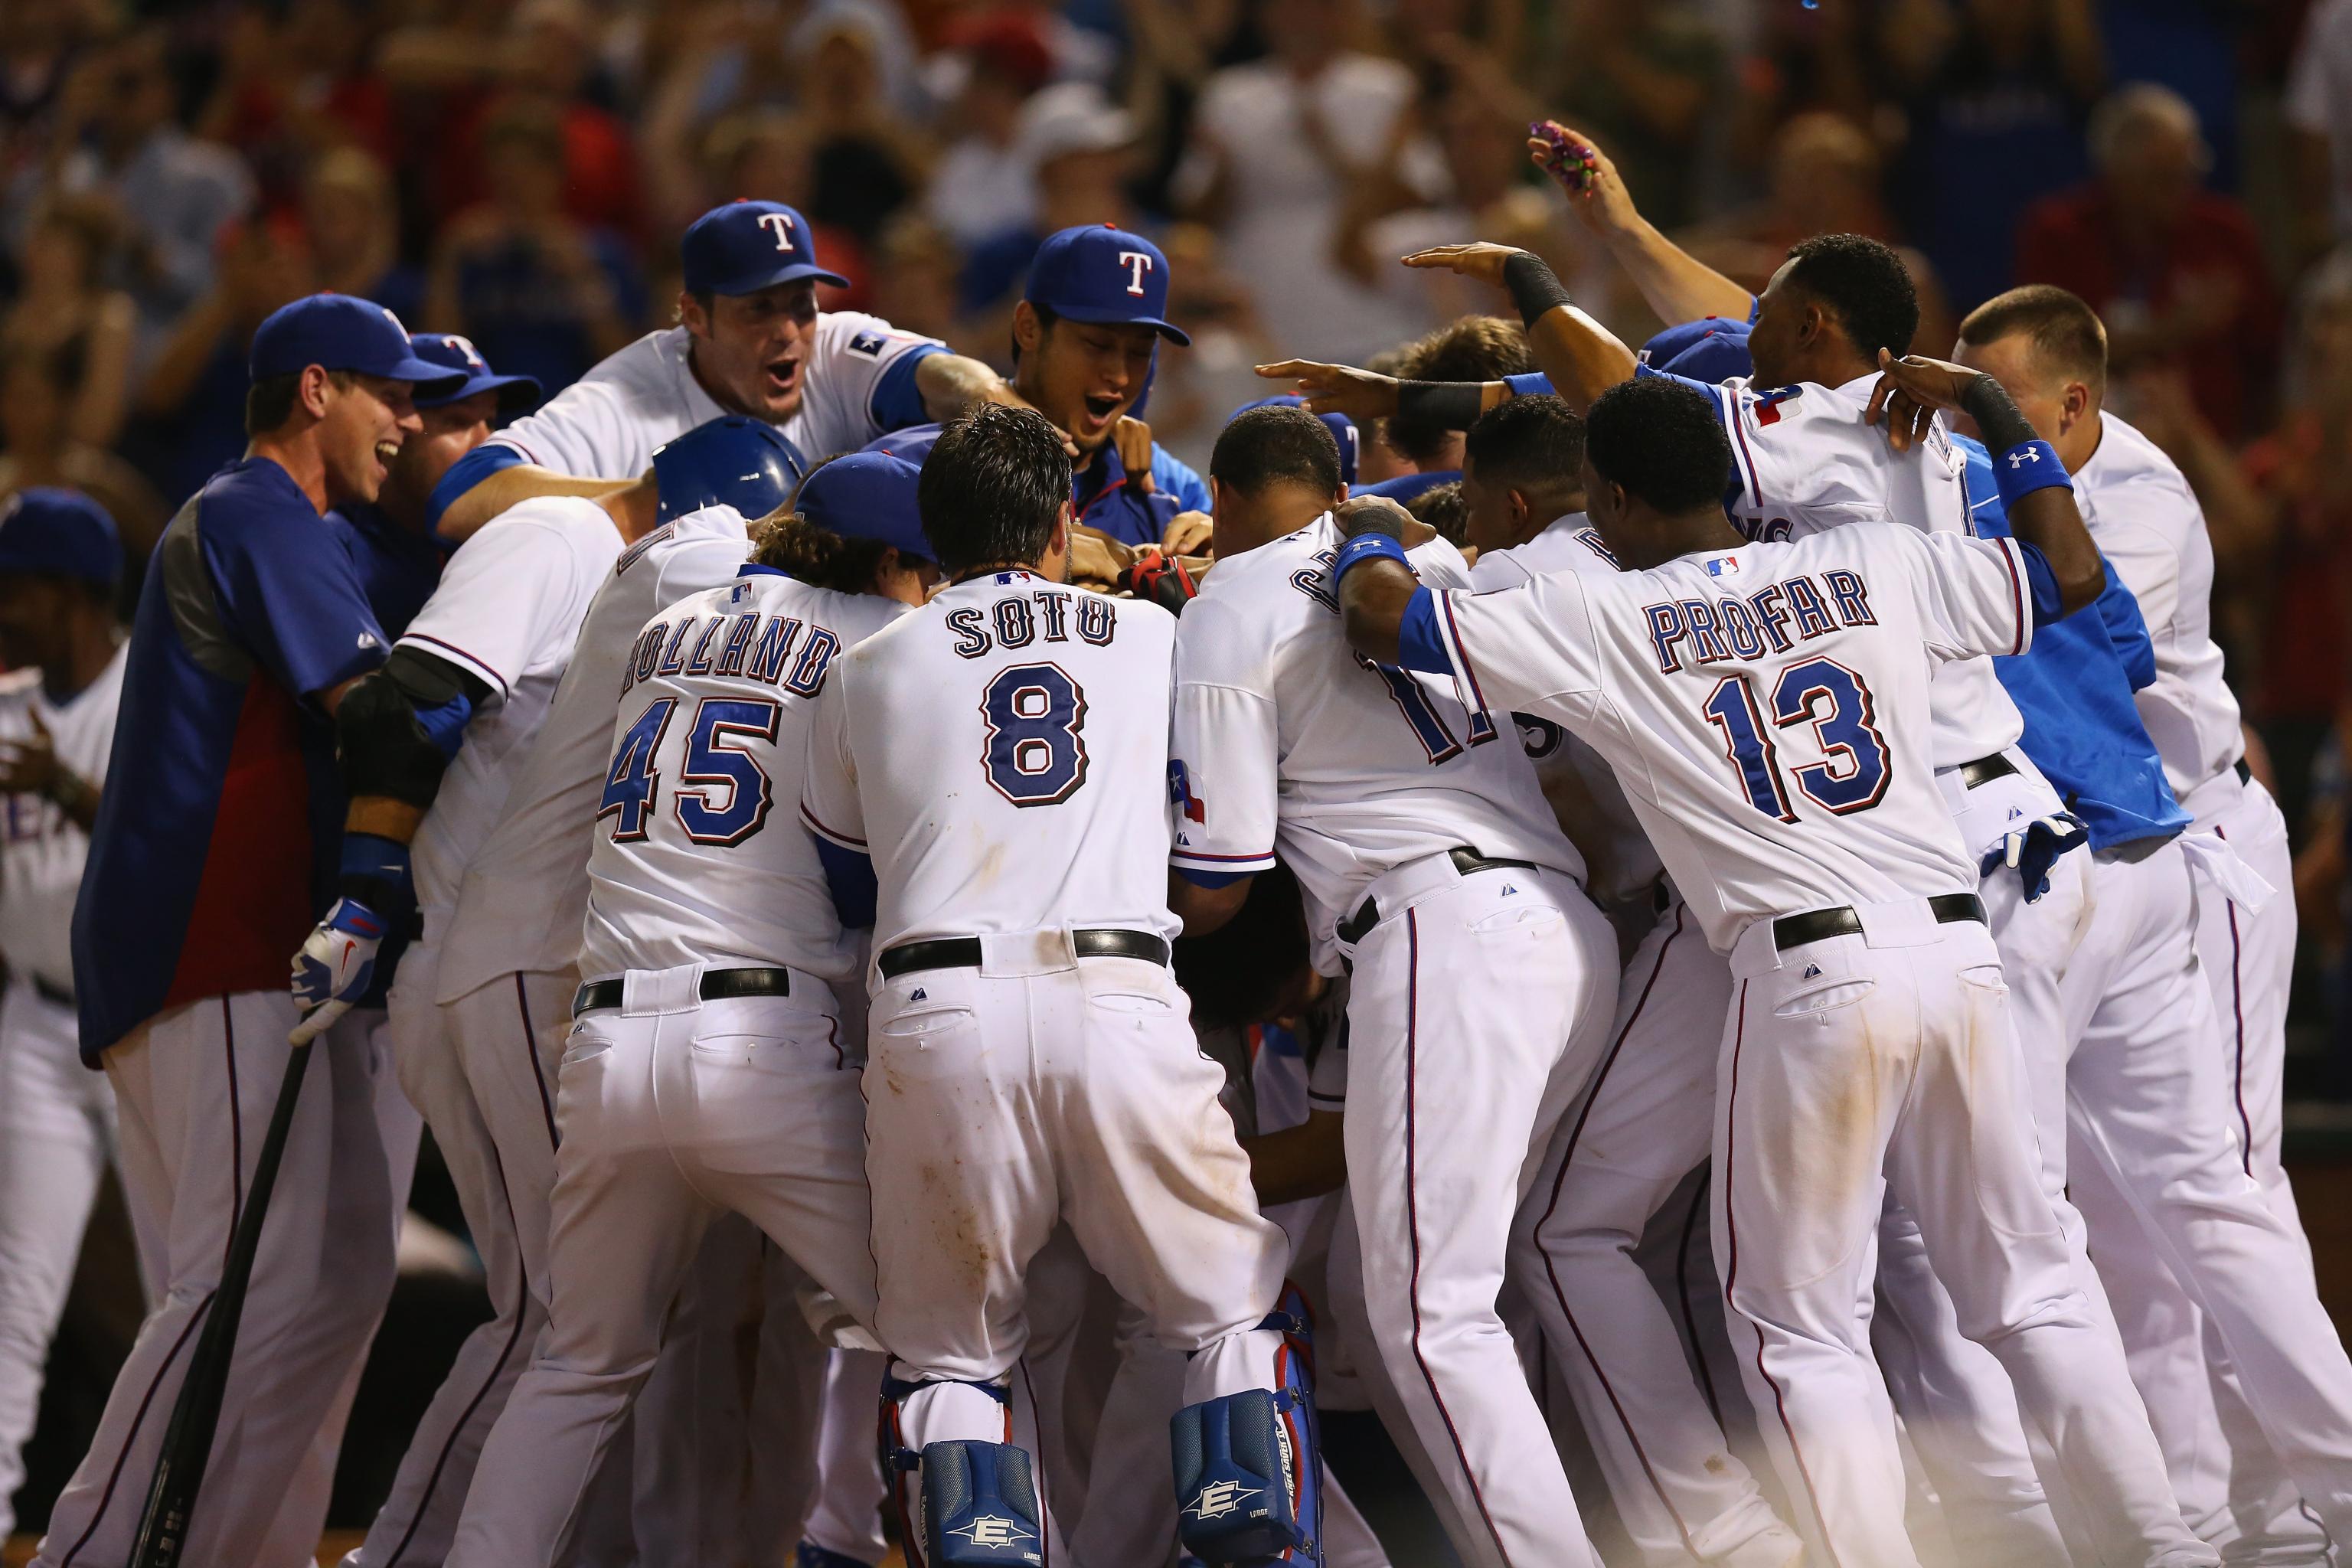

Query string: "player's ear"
[[678, 289, 711, 340], [298, 363, 335, 420], [1012, 301, 1044, 359]]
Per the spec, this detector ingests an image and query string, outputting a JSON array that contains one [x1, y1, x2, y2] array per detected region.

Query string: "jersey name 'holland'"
[[1170, 514, 1580, 949], [582, 568, 904, 982], [1423, 524, 2034, 954], [799, 572, 1182, 962]]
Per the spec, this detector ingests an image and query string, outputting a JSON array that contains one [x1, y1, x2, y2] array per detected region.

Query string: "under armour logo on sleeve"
[[2007, 448, 2040, 469], [759, 212, 796, 253], [1119, 250, 1154, 296]]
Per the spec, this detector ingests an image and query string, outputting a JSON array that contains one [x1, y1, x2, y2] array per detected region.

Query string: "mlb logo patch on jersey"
[[848, 330, 888, 357], [1705, 556, 1740, 577]]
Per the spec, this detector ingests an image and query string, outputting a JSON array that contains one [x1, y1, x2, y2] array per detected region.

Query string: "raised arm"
[[1867, 350, 2105, 616], [1398, 243, 1635, 413], [1527, 121, 1755, 325]]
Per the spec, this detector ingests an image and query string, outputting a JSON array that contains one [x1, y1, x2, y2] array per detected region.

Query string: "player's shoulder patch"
[[1747, 384, 1802, 426], [847, 329, 890, 358]]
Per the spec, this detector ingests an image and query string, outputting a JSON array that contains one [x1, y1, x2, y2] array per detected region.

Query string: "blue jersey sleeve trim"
[[1503, 371, 1556, 400], [1632, 361, 1733, 417], [812, 835, 879, 929], [1174, 864, 1257, 889], [1396, 586, 1450, 675], [428, 443, 526, 531], [1152, 449, 1213, 514], [868, 343, 946, 433]]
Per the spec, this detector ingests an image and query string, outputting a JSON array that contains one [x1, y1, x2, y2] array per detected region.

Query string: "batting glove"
[[289, 897, 386, 1045], [1981, 812, 2089, 903]]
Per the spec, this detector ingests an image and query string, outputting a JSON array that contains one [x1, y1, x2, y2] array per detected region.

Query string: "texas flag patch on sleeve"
[[848, 330, 889, 357]]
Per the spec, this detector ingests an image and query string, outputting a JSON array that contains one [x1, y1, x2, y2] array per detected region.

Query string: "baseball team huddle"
[[0, 116, 2341, 1568]]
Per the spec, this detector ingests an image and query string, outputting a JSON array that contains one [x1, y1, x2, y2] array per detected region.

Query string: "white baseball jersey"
[[433, 503, 753, 1001], [2074, 413, 2244, 803], [400, 496, 623, 916], [485, 315, 941, 481], [1661, 368, 2020, 769], [0, 647, 124, 994], [1423, 524, 2037, 952], [580, 569, 905, 981], [1168, 515, 1581, 947], [1469, 519, 1667, 906], [800, 571, 1181, 956]]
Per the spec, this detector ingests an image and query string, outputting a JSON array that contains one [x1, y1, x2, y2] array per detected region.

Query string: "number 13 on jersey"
[[1702, 656, 1890, 821]]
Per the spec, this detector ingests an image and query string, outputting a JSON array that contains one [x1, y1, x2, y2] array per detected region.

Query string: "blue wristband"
[[1331, 531, 1411, 586], [339, 831, 412, 905], [1994, 441, 2072, 510]]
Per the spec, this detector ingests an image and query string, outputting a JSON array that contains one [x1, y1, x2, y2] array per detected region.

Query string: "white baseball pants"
[[0, 980, 125, 1543], [2060, 833, 2352, 1550], [1714, 900, 2213, 1568], [446, 969, 877, 1568], [33, 991, 400, 1568], [862, 941, 1290, 1522], [1338, 857, 1617, 1568], [1509, 897, 1802, 1568]]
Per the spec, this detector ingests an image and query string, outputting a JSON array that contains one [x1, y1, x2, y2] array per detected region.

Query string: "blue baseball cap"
[[652, 415, 811, 523], [249, 295, 469, 391], [0, 488, 122, 588], [793, 452, 931, 563], [1024, 224, 1187, 346], [1230, 394, 1358, 486], [681, 201, 851, 296], [407, 333, 541, 414], [1640, 316, 1754, 384]]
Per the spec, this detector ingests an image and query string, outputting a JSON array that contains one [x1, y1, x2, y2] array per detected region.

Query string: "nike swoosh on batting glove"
[[289, 896, 386, 1043]]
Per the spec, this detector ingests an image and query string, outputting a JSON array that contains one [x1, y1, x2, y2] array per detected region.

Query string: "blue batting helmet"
[[652, 416, 811, 523]]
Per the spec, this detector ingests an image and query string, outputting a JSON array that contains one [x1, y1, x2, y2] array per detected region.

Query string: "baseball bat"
[[125, 1036, 318, 1568]]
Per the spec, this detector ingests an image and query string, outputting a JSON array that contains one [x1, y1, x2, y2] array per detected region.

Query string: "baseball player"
[[50, 296, 461, 1568], [864, 224, 1208, 547], [441, 452, 935, 1568], [1442, 403, 1805, 1568], [1337, 368, 2216, 1568], [299, 420, 812, 1568], [1166, 404, 1618, 1568], [428, 201, 1010, 540], [335, 333, 541, 640], [799, 405, 1315, 1568], [1952, 287, 2352, 1555], [0, 492, 126, 1547]]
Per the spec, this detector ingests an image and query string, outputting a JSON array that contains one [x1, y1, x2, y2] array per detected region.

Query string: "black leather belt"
[[1337, 847, 1544, 946], [1773, 893, 1984, 952], [2236, 756, 2252, 786], [1955, 753, 2017, 790], [32, 975, 72, 1009], [573, 966, 792, 1017], [877, 928, 1170, 980]]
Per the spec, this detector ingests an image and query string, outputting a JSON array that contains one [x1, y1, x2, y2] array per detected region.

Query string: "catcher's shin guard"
[[916, 1442, 1045, 1566], [1171, 1292, 1322, 1566]]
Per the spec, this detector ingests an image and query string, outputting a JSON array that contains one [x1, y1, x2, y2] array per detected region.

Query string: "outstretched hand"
[[1400, 242, 1524, 286], [1864, 347, 1983, 453], [1254, 359, 1403, 421]]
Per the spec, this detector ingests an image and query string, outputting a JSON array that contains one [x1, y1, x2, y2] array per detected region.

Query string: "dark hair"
[[243, 368, 354, 437], [917, 403, 1073, 573], [749, 507, 897, 593], [1585, 378, 1734, 514], [1463, 395, 1586, 498], [1171, 861, 1311, 1029], [1406, 480, 1470, 546], [1387, 315, 1534, 462], [1210, 406, 1343, 499], [1783, 234, 1918, 361], [1957, 284, 2109, 393]]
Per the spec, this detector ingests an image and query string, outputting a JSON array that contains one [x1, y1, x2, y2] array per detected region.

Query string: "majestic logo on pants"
[[949, 1514, 1037, 1549], [1184, 1479, 1263, 1522]]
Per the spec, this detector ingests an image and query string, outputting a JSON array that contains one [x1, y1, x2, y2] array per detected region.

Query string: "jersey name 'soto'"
[[1421, 524, 2035, 952], [1169, 515, 1579, 947], [583, 567, 904, 980], [800, 570, 1181, 956]]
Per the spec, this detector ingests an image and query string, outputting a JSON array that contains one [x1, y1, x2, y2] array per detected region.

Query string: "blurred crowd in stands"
[[9, 0, 2352, 1073]]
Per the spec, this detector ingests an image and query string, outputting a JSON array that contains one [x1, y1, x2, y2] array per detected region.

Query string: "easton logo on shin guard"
[[918, 1440, 1044, 1566], [1170, 1386, 1321, 1566]]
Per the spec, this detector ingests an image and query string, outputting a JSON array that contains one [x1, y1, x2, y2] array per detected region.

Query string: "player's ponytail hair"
[[747, 505, 897, 596]]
